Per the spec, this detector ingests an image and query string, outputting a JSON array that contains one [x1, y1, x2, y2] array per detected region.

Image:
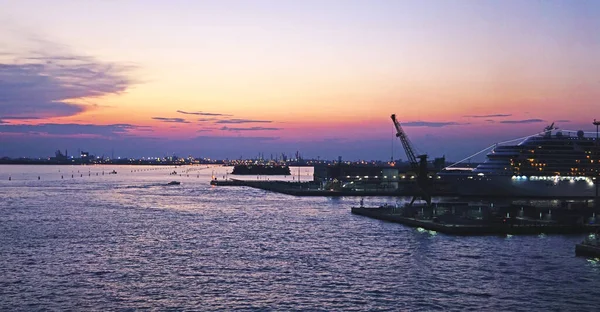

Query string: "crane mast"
[[391, 114, 421, 169], [390, 114, 431, 206]]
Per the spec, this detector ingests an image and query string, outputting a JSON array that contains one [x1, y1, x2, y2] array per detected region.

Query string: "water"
[[1, 165, 599, 311]]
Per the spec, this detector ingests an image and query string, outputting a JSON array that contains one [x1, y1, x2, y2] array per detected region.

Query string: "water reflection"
[[0, 165, 598, 310]]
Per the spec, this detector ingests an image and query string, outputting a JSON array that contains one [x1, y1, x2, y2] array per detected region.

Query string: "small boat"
[[109, 170, 117, 174], [576, 233, 600, 257], [167, 181, 181, 185]]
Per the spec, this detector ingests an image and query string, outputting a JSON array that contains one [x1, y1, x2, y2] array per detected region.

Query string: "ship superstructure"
[[441, 123, 600, 198]]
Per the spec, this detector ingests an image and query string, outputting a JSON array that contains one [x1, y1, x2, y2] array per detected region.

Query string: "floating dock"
[[351, 206, 600, 235]]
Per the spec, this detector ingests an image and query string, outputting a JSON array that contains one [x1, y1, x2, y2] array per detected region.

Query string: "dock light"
[[417, 227, 426, 233]]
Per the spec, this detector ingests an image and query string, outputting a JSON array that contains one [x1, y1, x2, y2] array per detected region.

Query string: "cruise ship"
[[440, 123, 600, 198]]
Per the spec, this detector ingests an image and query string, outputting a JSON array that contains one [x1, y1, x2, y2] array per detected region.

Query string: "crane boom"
[[391, 114, 424, 169], [391, 113, 431, 206]]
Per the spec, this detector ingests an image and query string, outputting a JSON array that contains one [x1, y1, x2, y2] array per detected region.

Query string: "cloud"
[[196, 126, 217, 132], [0, 47, 136, 119], [485, 119, 495, 123], [0, 123, 146, 137], [197, 118, 218, 122], [216, 118, 273, 124], [555, 119, 570, 122], [402, 121, 466, 127], [0, 116, 41, 120], [176, 110, 231, 116], [151, 117, 190, 123], [220, 126, 281, 131], [499, 119, 544, 124], [463, 114, 512, 118]]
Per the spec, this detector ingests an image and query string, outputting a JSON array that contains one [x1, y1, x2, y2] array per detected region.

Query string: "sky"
[[0, 0, 599, 161]]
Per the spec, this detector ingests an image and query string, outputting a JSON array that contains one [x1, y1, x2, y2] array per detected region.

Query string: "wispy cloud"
[[176, 110, 231, 116], [197, 118, 218, 122], [463, 114, 512, 118], [151, 117, 190, 123], [216, 118, 273, 124], [402, 121, 466, 127], [555, 119, 570, 123], [0, 123, 146, 137], [220, 126, 281, 131], [0, 43, 137, 119], [499, 119, 544, 124], [0, 116, 41, 120], [485, 119, 495, 123]]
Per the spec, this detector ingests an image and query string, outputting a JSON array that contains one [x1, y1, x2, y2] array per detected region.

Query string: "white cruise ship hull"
[[442, 175, 598, 198]]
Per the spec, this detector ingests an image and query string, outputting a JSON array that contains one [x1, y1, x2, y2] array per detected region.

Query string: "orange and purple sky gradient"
[[1, 0, 599, 160]]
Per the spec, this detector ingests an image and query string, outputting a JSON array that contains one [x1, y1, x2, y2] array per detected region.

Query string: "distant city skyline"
[[1, 0, 599, 161]]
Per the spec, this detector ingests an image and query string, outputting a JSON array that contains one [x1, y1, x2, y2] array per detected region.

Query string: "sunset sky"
[[1, 0, 599, 161]]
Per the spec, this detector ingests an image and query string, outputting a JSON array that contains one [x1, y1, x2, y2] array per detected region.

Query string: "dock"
[[208, 178, 598, 200], [351, 206, 600, 235], [209, 179, 433, 196]]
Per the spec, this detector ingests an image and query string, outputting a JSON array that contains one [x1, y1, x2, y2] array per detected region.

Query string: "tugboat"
[[576, 232, 600, 257]]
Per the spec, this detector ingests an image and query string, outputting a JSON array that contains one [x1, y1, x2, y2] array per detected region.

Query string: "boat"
[[109, 170, 117, 174], [231, 164, 291, 175], [576, 233, 600, 257], [167, 181, 181, 185], [440, 122, 600, 198]]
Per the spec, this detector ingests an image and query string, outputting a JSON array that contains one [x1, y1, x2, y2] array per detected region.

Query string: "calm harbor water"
[[1, 165, 599, 311]]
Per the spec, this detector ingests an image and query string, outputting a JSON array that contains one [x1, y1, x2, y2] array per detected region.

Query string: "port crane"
[[391, 114, 432, 206]]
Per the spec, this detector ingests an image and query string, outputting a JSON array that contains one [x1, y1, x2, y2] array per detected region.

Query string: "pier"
[[351, 206, 600, 236], [210, 179, 439, 196]]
